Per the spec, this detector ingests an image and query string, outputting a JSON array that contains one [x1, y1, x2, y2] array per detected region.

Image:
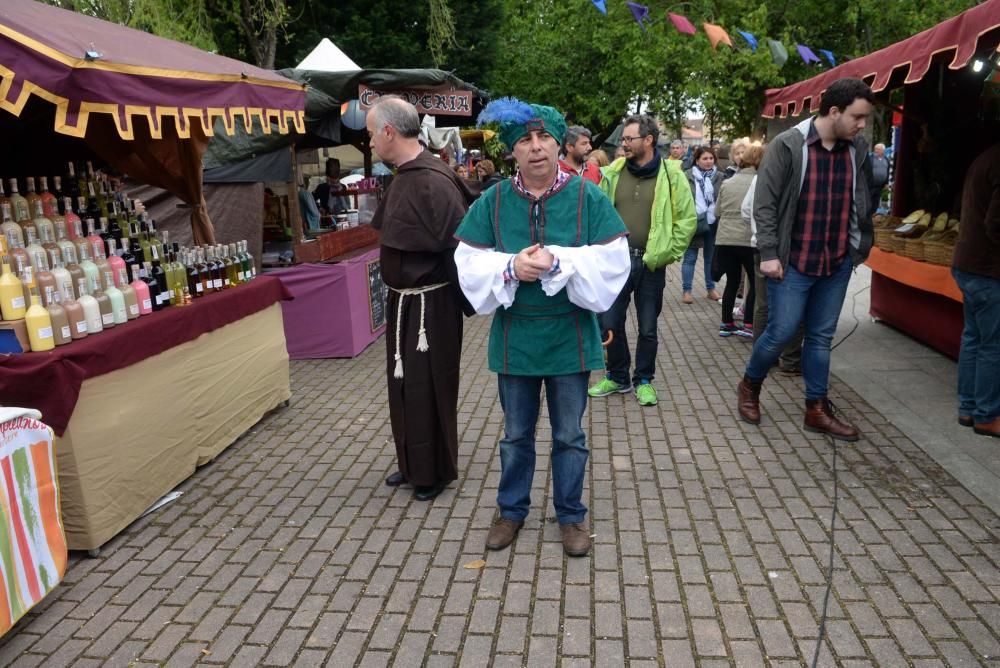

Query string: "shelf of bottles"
[[0, 162, 257, 352]]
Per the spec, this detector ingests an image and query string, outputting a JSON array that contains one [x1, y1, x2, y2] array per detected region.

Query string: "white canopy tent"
[[296, 37, 361, 71]]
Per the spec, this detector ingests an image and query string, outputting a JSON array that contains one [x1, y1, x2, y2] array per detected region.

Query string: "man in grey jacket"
[[737, 78, 875, 441]]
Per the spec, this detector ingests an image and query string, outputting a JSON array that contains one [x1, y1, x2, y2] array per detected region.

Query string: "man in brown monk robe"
[[368, 96, 475, 501]]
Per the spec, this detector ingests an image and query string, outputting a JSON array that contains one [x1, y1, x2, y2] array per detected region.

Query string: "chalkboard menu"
[[367, 259, 388, 331]]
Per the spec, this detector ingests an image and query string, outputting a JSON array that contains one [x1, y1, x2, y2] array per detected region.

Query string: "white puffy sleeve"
[[539, 236, 629, 313], [453, 242, 518, 315], [742, 175, 758, 247]]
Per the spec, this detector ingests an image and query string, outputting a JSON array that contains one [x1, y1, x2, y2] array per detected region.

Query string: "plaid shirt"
[[789, 121, 853, 276]]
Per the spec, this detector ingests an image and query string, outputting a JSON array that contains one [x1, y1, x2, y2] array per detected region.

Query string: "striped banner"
[[0, 413, 67, 636]]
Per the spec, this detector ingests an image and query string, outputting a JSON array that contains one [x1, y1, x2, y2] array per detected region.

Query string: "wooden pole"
[[288, 142, 305, 244]]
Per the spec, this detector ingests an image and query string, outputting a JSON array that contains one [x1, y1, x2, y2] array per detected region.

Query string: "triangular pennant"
[[668, 12, 697, 35], [796, 44, 822, 65], [737, 31, 758, 52], [626, 2, 651, 31], [702, 22, 733, 50], [767, 39, 788, 67], [591, 0, 607, 15], [819, 49, 837, 67]]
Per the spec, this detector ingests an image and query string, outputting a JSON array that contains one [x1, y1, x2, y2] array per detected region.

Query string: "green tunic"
[[456, 175, 627, 376]]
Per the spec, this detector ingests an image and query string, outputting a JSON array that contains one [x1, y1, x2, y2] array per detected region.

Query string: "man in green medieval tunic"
[[454, 100, 630, 557]]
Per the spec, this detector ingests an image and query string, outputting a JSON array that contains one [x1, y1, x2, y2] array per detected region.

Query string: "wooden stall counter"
[[0, 277, 293, 551]]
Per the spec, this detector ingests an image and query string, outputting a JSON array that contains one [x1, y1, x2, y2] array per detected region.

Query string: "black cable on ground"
[[831, 284, 870, 352], [811, 434, 840, 668]]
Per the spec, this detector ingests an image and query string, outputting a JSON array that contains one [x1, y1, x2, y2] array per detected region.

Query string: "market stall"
[[0, 0, 305, 550], [762, 0, 1000, 358]]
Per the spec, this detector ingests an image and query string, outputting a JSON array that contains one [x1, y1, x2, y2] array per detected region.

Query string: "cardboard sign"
[[358, 84, 473, 116]]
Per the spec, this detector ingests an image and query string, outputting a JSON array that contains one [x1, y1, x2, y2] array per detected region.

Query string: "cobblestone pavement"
[[2, 266, 998, 667]]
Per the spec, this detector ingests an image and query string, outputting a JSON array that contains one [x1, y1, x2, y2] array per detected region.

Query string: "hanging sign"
[[358, 84, 473, 116]]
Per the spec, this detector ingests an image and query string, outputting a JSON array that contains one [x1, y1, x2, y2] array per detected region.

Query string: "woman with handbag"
[[681, 146, 725, 304]]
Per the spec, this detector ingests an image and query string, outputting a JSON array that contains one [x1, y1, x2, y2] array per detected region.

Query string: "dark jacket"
[[953, 142, 1000, 280], [753, 117, 874, 267], [312, 181, 349, 214]]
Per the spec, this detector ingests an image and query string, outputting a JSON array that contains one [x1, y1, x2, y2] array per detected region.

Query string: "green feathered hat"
[[477, 98, 567, 149]]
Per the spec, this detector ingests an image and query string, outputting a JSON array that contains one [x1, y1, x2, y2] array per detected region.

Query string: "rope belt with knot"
[[389, 282, 449, 379]]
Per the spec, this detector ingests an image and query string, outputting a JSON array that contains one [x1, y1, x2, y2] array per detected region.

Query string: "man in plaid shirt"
[[737, 78, 876, 440]]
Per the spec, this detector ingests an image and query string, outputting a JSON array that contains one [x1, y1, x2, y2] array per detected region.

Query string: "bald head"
[[370, 96, 421, 138]]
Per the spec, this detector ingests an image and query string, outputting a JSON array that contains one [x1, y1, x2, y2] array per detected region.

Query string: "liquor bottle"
[[0, 180, 11, 228], [55, 217, 75, 261], [116, 266, 139, 319], [64, 199, 82, 240], [130, 261, 152, 315], [9, 178, 30, 225], [149, 244, 168, 310], [84, 218, 101, 258], [98, 216, 114, 257], [45, 288, 71, 346], [0, 256, 26, 320], [39, 218, 59, 256], [102, 270, 127, 325], [47, 248, 72, 305], [52, 176, 66, 215], [138, 220, 152, 264], [85, 182, 102, 223], [24, 177, 41, 222], [61, 244, 85, 301], [106, 238, 127, 287], [140, 260, 161, 311], [8, 240, 31, 286], [216, 244, 233, 288], [158, 230, 176, 304], [59, 278, 88, 340], [186, 249, 203, 298], [24, 228, 45, 272], [24, 288, 55, 352], [75, 195, 87, 219], [120, 227, 137, 282], [76, 276, 102, 334], [39, 176, 58, 219], [31, 199, 55, 246], [32, 250, 57, 307], [242, 240, 256, 280], [203, 246, 219, 292], [65, 161, 80, 201], [231, 242, 247, 284], [2, 193, 24, 249], [91, 234, 112, 290], [106, 203, 123, 245], [76, 241, 100, 297], [168, 246, 184, 306], [90, 273, 114, 329], [128, 236, 145, 284], [194, 247, 210, 295]]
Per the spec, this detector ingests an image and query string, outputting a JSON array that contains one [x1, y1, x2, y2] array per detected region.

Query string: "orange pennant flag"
[[702, 22, 734, 50]]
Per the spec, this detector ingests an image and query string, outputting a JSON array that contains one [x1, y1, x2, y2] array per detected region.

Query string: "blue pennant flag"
[[625, 2, 651, 31], [591, 0, 607, 14], [819, 49, 837, 67], [737, 31, 758, 52]]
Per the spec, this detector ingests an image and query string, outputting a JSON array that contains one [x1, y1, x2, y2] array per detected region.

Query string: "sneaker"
[[719, 322, 739, 337], [635, 382, 658, 406], [588, 377, 631, 397], [735, 326, 753, 339]]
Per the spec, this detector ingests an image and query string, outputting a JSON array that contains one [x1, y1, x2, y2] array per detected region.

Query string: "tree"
[[43, 0, 217, 52]]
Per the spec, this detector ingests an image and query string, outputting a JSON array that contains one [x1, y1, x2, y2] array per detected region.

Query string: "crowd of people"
[[364, 75, 998, 560]]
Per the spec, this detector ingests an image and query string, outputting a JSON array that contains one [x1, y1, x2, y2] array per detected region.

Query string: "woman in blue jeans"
[[682, 147, 724, 303]]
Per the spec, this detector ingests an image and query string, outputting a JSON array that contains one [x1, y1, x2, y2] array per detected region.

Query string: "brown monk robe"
[[371, 150, 476, 499]]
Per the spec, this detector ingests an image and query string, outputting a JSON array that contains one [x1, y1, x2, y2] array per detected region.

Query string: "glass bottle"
[[186, 249, 203, 298], [63, 198, 81, 240], [138, 220, 152, 264], [48, 248, 72, 305], [106, 238, 127, 287], [45, 288, 71, 346], [64, 161, 80, 201], [61, 244, 85, 301], [31, 198, 55, 246], [131, 261, 153, 315], [39, 217, 59, 256], [149, 244, 168, 310], [76, 276, 102, 334], [52, 176, 66, 215], [102, 269, 127, 325], [56, 217, 76, 263], [90, 272, 114, 329], [24, 288, 55, 352], [40, 176, 58, 219], [90, 232, 112, 289], [242, 240, 256, 280], [24, 228, 45, 272], [76, 241, 100, 297], [194, 247, 210, 295], [9, 178, 30, 225], [2, 204, 24, 250], [24, 177, 42, 223], [59, 277, 87, 340], [116, 266, 139, 319], [0, 256, 26, 320], [32, 250, 57, 307], [85, 182, 102, 223]]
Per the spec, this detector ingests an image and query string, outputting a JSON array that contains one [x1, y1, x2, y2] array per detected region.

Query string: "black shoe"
[[385, 471, 406, 487], [414, 481, 448, 501]]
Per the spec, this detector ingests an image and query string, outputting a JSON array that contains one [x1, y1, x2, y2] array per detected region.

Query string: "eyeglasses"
[[621, 136, 644, 144]]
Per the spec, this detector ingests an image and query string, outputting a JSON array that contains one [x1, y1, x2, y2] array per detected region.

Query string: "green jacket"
[[600, 157, 697, 270]]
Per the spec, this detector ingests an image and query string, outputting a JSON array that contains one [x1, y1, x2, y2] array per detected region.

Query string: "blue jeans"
[[745, 259, 852, 399], [496, 373, 589, 524], [600, 255, 665, 385], [953, 269, 1000, 422], [681, 223, 718, 292]]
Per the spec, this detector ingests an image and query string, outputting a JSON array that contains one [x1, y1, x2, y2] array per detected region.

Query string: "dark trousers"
[[715, 245, 755, 325], [600, 254, 666, 386]]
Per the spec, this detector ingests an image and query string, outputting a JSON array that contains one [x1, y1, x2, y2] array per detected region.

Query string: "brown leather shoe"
[[958, 415, 974, 428], [486, 518, 523, 550], [804, 399, 860, 441], [973, 415, 1000, 438], [737, 377, 762, 425], [707, 289, 721, 301], [560, 522, 591, 557]]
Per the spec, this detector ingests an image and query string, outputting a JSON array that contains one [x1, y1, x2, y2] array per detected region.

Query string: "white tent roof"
[[296, 38, 361, 72]]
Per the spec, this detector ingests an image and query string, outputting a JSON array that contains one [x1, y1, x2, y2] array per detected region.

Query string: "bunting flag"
[[668, 12, 697, 35], [738, 31, 759, 52], [767, 39, 789, 67], [703, 22, 733, 50], [819, 49, 837, 67], [797, 44, 822, 65], [591, 0, 607, 15], [626, 2, 651, 31]]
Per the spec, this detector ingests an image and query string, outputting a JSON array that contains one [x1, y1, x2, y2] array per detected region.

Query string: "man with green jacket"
[[588, 114, 697, 406]]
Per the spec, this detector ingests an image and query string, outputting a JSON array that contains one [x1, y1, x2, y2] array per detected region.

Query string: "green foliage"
[[43, 0, 217, 52]]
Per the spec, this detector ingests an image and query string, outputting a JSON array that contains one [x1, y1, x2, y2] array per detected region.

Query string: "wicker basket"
[[884, 234, 907, 254], [874, 228, 895, 251], [900, 237, 926, 261], [923, 241, 955, 266]]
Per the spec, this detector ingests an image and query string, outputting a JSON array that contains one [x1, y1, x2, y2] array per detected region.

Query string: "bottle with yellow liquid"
[[0, 255, 27, 320], [25, 287, 55, 351]]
